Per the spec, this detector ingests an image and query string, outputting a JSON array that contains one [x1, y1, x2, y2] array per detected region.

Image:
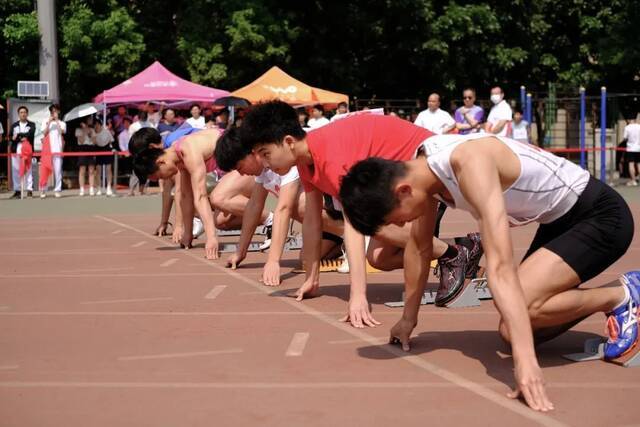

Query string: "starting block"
[[562, 337, 640, 367], [219, 234, 303, 254], [218, 226, 267, 237], [384, 277, 492, 308]]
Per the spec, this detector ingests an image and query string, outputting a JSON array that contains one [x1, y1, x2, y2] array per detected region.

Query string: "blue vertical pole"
[[520, 86, 526, 113], [579, 87, 586, 169], [526, 93, 532, 125], [600, 86, 607, 181]]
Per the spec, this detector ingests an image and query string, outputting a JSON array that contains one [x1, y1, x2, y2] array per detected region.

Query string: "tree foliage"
[[0, 0, 637, 105]]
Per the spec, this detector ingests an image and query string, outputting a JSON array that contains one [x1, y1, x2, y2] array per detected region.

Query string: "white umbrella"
[[63, 103, 105, 121]]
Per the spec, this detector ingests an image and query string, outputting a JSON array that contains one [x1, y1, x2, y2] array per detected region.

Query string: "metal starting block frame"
[[219, 234, 303, 254], [384, 278, 492, 308], [218, 226, 268, 237], [562, 337, 640, 367]]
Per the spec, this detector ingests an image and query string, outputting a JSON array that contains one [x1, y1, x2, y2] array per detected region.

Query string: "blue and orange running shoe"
[[603, 271, 640, 360]]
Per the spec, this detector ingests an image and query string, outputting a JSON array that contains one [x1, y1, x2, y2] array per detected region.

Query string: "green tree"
[[0, 3, 39, 97], [59, 0, 145, 105]]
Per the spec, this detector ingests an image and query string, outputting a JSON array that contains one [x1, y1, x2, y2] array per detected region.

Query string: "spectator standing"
[[157, 109, 179, 139], [454, 88, 484, 134], [307, 104, 330, 129], [331, 102, 349, 122], [510, 107, 530, 144], [92, 120, 115, 196], [10, 106, 36, 199], [75, 117, 97, 196], [186, 104, 206, 129], [414, 93, 455, 134], [40, 104, 67, 198], [111, 105, 128, 135], [623, 118, 640, 186], [297, 108, 309, 129], [485, 86, 512, 136], [128, 111, 152, 136]]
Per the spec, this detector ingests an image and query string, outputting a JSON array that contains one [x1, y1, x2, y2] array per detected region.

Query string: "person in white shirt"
[[214, 128, 345, 286], [128, 111, 152, 136], [623, 118, 640, 186], [485, 86, 513, 136], [186, 104, 206, 129], [40, 104, 67, 198], [75, 118, 97, 196], [306, 104, 330, 129], [414, 93, 455, 135], [92, 120, 115, 196], [509, 107, 530, 144], [330, 102, 349, 122]]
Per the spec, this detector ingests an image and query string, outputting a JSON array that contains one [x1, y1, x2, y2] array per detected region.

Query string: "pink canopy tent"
[[93, 61, 229, 105]]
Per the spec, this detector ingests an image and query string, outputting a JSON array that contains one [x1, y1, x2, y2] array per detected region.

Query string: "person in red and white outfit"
[[40, 104, 66, 198]]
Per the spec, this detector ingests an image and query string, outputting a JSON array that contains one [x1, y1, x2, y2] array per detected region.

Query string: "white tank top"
[[417, 134, 590, 226]]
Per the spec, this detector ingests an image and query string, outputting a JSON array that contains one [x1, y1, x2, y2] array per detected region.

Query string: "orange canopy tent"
[[232, 66, 348, 106]]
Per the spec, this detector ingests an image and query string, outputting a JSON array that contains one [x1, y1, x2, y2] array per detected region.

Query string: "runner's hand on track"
[[340, 295, 380, 328], [508, 360, 554, 412], [295, 278, 320, 301], [389, 317, 416, 351], [262, 261, 281, 286], [172, 224, 184, 244], [226, 253, 244, 269], [205, 238, 219, 260]]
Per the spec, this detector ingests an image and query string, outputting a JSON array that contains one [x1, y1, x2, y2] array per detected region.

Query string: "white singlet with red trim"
[[416, 133, 590, 226]]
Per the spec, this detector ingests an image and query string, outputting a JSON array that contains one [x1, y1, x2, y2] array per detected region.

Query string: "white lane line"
[[205, 285, 227, 300], [118, 349, 242, 361], [0, 365, 19, 370], [0, 272, 230, 279], [160, 258, 178, 268], [285, 332, 310, 357], [131, 241, 146, 248], [95, 214, 566, 427], [80, 297, 174, 305], [0, 381, 632, 390], [111, 229, 124, 235], [329, 337, 388, 345], [58, 267, 134, 273]]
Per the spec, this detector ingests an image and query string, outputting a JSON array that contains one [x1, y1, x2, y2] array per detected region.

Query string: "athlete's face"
[[383, 184, 425, 227], [236, 152, 263, 176], [255, 139, 296, 175], [150, 155, 179, 180]]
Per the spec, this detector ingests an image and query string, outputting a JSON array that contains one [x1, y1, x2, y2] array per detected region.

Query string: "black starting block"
[[384, 277, 492, 308]]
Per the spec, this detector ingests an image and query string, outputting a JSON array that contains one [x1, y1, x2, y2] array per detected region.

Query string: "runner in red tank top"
[[239, 101, 480, 328]]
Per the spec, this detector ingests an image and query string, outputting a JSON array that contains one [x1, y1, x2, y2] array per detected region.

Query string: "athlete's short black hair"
[[132, 148, 163, 182], [239, 100, 306, 149], [128, 127, 161, 156], [214, 127, 252, 172], [339, 157, 407, 236]]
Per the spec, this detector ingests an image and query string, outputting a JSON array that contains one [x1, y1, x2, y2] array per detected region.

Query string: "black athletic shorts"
[[627, 151, 640, 163], [522, 176, 634, 282]]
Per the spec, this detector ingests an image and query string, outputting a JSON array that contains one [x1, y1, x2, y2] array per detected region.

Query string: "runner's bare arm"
[[296, 188, 323, 300], [182, 148, 219, 259], [390, 197, 438, 350], [228, 183, 267, 269], [263, 180, 300, 286], [454, 148, 554, 412]]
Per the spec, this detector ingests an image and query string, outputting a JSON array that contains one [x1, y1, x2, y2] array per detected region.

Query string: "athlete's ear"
[[282, 135, 296, 150], [395, 183, 412, 201]]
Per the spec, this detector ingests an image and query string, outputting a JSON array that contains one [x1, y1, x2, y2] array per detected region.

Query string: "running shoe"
[[54, 192, 61, 198], [192, 217, 205, 239], [79, 187, 85, 197], [603, 271, 640, 360], [40, 192, 46, 199], [259, 225, 272, 251], [435, 245, 470, 307], [466, 232, 484, 278], [89, 187, 95, 196], [106, 186, 114, 197]]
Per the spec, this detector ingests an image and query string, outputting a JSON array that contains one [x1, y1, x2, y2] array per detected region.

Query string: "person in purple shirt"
[[454, 88, 484, 134]]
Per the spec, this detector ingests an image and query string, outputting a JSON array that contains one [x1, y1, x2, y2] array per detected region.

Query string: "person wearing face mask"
[[485, 86, 513, 136]]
